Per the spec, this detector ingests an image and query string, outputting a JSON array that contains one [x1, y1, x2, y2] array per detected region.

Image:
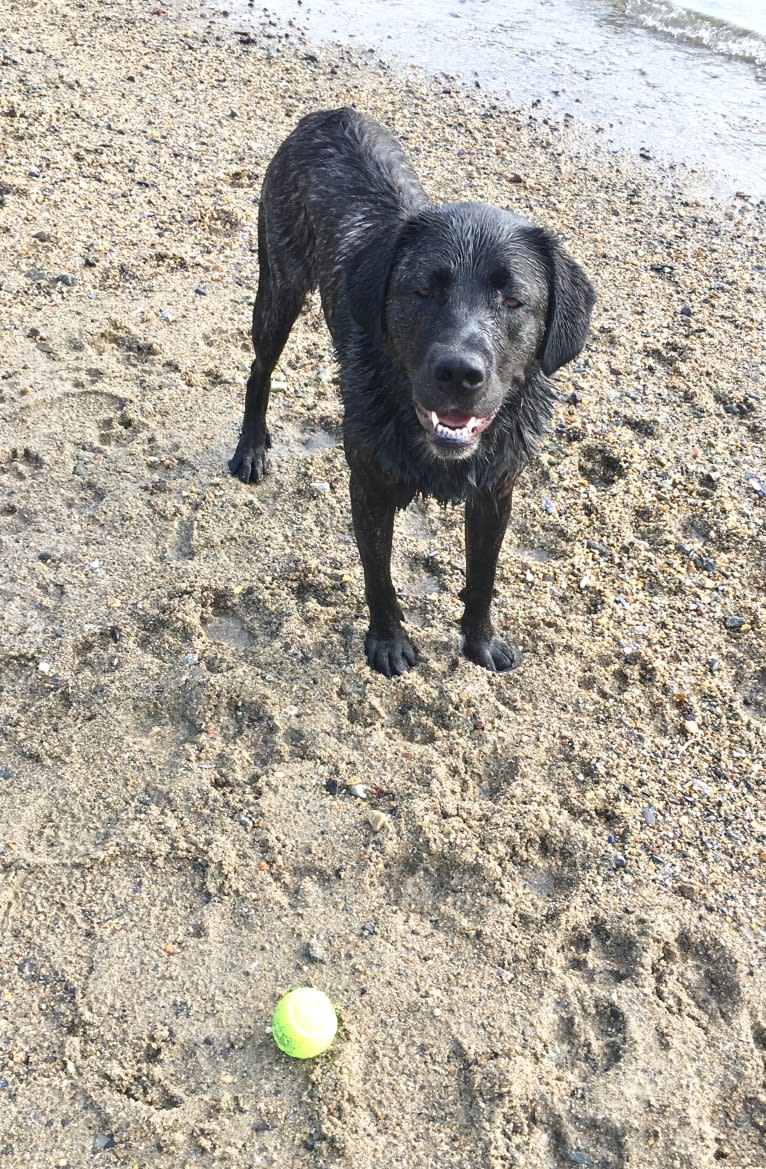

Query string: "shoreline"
[[209, 0, 766, 201], [1, 1, 764, 1167]]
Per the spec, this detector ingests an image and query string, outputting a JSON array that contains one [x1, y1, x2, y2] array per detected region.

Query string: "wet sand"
[[0, 1, 765, 1165]]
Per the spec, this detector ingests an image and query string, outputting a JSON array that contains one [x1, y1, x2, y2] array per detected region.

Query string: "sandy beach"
[[1, 1, 764, 1166]]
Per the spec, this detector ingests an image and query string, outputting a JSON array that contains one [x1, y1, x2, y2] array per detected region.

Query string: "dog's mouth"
[[415, 405, 498, 446]]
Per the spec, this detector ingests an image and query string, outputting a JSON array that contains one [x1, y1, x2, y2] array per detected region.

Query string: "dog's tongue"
[[437, 410, 474, 428]]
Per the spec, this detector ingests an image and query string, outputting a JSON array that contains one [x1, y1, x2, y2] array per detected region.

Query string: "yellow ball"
[[271, 988, 338, 1059]]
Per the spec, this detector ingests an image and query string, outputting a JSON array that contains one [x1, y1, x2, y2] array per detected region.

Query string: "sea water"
[[216, 0, 766, 196]]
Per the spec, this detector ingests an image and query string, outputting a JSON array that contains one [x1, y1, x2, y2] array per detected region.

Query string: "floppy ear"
[[539, 234, 596, 376], [345, 221, 408, 343]]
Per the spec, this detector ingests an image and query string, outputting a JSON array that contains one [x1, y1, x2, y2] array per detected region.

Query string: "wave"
[[616, 0, 766, 66]]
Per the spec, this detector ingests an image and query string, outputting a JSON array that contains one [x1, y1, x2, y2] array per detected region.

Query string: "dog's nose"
[[432, 351, 485, 392]]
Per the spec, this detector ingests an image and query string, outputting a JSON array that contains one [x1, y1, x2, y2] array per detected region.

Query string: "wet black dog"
[[230, 107, 595, 676]]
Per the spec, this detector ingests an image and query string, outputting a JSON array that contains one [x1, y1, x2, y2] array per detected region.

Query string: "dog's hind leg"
[[460, 477, 521, 672], [230, 206, 314, 484]]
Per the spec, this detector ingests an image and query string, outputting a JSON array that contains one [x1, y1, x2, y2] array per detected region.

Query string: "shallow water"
[[218, 0, 766, 195]]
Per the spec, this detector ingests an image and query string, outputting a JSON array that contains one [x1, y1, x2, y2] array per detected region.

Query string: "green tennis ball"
[[271, 988, 338, 1059]]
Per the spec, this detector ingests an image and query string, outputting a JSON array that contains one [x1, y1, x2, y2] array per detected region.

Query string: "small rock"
[[310, 481, 331, 495], [32, 230, 51, 242], [347, 783, 368, 800], [55, 273, 74, 286], [643, 806, 657, 827], [306, 938, 327, 963], [367, 810, 389, 833], [92, 1134, 116, 1153], [586, 539, 610, 558], [25, 268, 47, 282], [568, 1150, 593, 1166], [679, 304, 692, 316], [683, 719, 699, 736], [183, 652, 199, 666], [724, 615, 745, 631], [543, 496, 555, 514], [194, 283, 208, 296]]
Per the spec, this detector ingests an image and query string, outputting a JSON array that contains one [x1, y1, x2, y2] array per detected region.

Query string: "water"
[[216, 0, 766, 195]]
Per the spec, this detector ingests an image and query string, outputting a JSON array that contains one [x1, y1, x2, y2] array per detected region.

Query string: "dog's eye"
[[503, 297, 522, 310], [416, 288, 431, 299]]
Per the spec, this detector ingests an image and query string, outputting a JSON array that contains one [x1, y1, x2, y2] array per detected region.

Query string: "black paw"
[[462, 634, 521, 673], [229, 434, 270, 484], [365, 630, 418, 678]]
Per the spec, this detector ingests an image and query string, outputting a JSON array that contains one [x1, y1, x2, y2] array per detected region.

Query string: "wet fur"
[[230, 107, 595, 676]]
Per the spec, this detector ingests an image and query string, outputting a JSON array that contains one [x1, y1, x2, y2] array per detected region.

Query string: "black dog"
[[230, 108, 595, 677]]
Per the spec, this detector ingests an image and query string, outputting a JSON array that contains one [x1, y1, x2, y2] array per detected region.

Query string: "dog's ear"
[[345, 222, 408, 343], [538, 234, 596, 376]]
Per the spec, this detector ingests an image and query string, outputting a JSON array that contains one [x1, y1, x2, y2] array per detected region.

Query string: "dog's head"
[[348, 202, 595, 461]]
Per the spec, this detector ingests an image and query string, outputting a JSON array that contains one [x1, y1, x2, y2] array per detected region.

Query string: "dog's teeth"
[[430, 411, 439, 429]]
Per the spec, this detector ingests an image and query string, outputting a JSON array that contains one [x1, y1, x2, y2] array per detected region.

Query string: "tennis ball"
[[271, 987, 338, 1059]]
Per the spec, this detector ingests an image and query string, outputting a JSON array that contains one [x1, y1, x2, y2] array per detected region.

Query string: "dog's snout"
[[431, 350, 486, 392]]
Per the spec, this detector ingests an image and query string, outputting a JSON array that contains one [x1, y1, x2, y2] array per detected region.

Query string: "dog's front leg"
[[348, 467, 417, 677], [460, 476, 521, 672]]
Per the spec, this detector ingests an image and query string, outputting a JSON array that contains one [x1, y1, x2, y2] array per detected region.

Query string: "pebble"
[[568, 1151, 594, 1167], [183, 652, 199, 665], [586, 539, 611, 558], [723, 615, 745, 630], [367, 810, 389, 833], [683, 719, 699, 736], [310, 480, 331, 494], [643, 806, 658, 826], [306, 937, 327, 963], [347, 784, 369, 799]]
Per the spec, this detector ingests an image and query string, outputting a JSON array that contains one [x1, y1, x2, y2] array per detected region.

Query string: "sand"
[[1, 1, 765, 1166]]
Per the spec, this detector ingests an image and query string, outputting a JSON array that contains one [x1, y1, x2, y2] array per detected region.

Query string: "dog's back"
[[258, 108, 429, 325]]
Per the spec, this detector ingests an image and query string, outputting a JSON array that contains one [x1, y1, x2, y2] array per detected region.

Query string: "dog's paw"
[[365, 629, 418, 678], [229, 438, 270, 484], [462, 634, 521, 673]]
